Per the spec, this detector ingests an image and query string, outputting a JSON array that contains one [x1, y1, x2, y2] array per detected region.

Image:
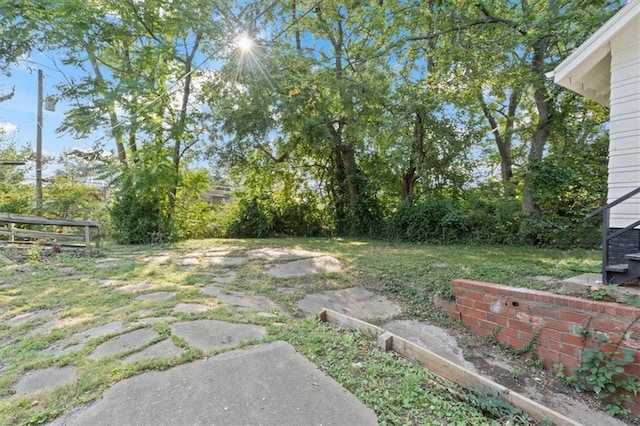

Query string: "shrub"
[[174, 170, 218, 240], [109, 160, 176, 244], [385, 197, 468, 243], [225, 195, 273, 238], [225, 192, 326, 238]]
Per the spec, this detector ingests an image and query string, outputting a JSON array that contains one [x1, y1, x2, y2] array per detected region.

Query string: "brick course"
[[441, 279, 640, 416]]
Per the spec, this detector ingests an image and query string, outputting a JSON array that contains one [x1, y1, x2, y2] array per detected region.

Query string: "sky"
[[0, 51, 103, 164]]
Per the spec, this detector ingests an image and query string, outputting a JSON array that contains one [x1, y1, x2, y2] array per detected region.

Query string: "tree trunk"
[[522, 36, 552, 217], [478, 91, 519, 197], [168, 34, 201, 217], [402, 164, 418, 202], [86, 49, 127, 165], [338, 143, 359, 206]]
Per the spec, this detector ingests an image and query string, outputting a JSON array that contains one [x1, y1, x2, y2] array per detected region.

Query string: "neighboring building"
[[205, 185, 233, 206], [549, 0, 640, 266]]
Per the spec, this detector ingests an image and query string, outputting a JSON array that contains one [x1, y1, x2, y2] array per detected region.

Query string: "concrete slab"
[[170, 319, 267, 351], [136, 291, 176, 301], [172, 303, 212, 314], [266, 255, 345, 278], [212, 270, 237, 283], [6, 309, 56, 326], [174, 258, 200, 267], [98, 279, 123, 287], [123, 339, 183, 363], [143, 253, 173, 263], [202, 256, 247, 266], [203, 286, 279, 311], [247, 248, 324, 261], [132, 316, 176, 326], [74, 321, 125, 341], [55, 341, 377, 426], [10, 366, 77, 398], [27, 317, 87, 337], [202, 250, 232, 257], [94, 259, 121, 269], [297, 287, 402, 321], [116, 283, 158, 293], [382, 320, 478, 373], [561, 273, 602, 292], [88, 329, 158, 359]]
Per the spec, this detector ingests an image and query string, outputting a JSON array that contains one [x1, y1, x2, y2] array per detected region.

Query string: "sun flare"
[[237, 33, 253, 52]]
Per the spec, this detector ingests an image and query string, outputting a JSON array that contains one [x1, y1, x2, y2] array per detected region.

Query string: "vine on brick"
[[574, 316, 640, 418]]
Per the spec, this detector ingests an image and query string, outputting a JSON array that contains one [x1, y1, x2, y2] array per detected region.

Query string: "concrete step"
[[625, 253, 640, 261], [606, 263, 628, 273]]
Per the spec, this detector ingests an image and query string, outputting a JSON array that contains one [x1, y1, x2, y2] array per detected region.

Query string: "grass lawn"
[[0, 238, 601, 425]]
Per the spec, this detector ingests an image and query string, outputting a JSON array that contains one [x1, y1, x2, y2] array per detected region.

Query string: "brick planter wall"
[[441, 279, 640, 415]]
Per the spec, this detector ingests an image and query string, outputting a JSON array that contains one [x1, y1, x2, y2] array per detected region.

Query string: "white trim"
[[549, 0, 640, 104]]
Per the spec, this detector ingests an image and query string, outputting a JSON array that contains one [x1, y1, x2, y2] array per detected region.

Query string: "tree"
[[420, 0, 623, 216]]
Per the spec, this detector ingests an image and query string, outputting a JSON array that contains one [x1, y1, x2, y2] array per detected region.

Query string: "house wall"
[[438, 279, 640, 415], [608, 21, 640, 229]]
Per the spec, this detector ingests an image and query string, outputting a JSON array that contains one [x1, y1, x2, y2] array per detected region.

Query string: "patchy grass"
[[0, 239, 600, 425]]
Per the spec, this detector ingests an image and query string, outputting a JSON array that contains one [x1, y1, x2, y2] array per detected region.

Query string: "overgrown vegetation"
[[1, 0, 620, 247], [0, 239, 602, 424], [572, 317, 640, 419]]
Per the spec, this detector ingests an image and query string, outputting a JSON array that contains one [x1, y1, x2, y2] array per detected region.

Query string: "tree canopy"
[[0, 0, 622, 245]]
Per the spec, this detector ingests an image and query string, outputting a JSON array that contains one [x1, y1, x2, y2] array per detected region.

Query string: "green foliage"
[[225, 195, 273, 238], [225, 192, 326, 238], [554, 363, 577, 386], [385, 197, 468, 243], [0, 140, 32, 214], [173, 170, 217, 240], [109, 158, 176, 244], [384, 175, 601, 249], [463, 186, 520, 245], [574, 321, 640, 418], [42, 177, 103, 221]]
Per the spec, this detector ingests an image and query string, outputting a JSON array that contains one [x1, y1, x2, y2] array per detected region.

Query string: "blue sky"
[[0, 52, 101, 162]]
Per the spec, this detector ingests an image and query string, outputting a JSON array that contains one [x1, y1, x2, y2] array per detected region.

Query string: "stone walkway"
[[0, 245, 628, 426]]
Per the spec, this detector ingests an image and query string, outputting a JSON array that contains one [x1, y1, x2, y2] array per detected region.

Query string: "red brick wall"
[[443, 279, 640, 415]]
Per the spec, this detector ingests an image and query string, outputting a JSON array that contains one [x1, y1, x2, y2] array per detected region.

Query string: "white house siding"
[[608, 22, 640, 229]]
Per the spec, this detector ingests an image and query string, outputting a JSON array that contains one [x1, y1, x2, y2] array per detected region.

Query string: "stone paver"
[[116, 283, 158, 293], [170, 319, 266, 351], [88, 328, 159, 359], [54, 341, 377, 426], [94, 259, 121, 269], [247, 248, 324, 261], [132, 316, 176, 325], [27, 317, 87, 337], [172, 303, 212, 314], [143, 253, 173, 263], [10, 366, 77, 398], [296, 287, 402, 321], [135, 291, 176, 301], [212, 270, 237, 283], [266, 255, 344, 278], [203, 286, 279, 311], [173, 258, 200, 267], [202, 256, 247, 266], [42, 321, 125, 356], [98, 279, 123, 287], [123, 339, 183, 363], [6, 309, 56, 326]]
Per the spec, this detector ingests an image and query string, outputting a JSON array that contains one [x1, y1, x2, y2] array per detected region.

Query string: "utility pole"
[[36, 69, 43, 213]]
